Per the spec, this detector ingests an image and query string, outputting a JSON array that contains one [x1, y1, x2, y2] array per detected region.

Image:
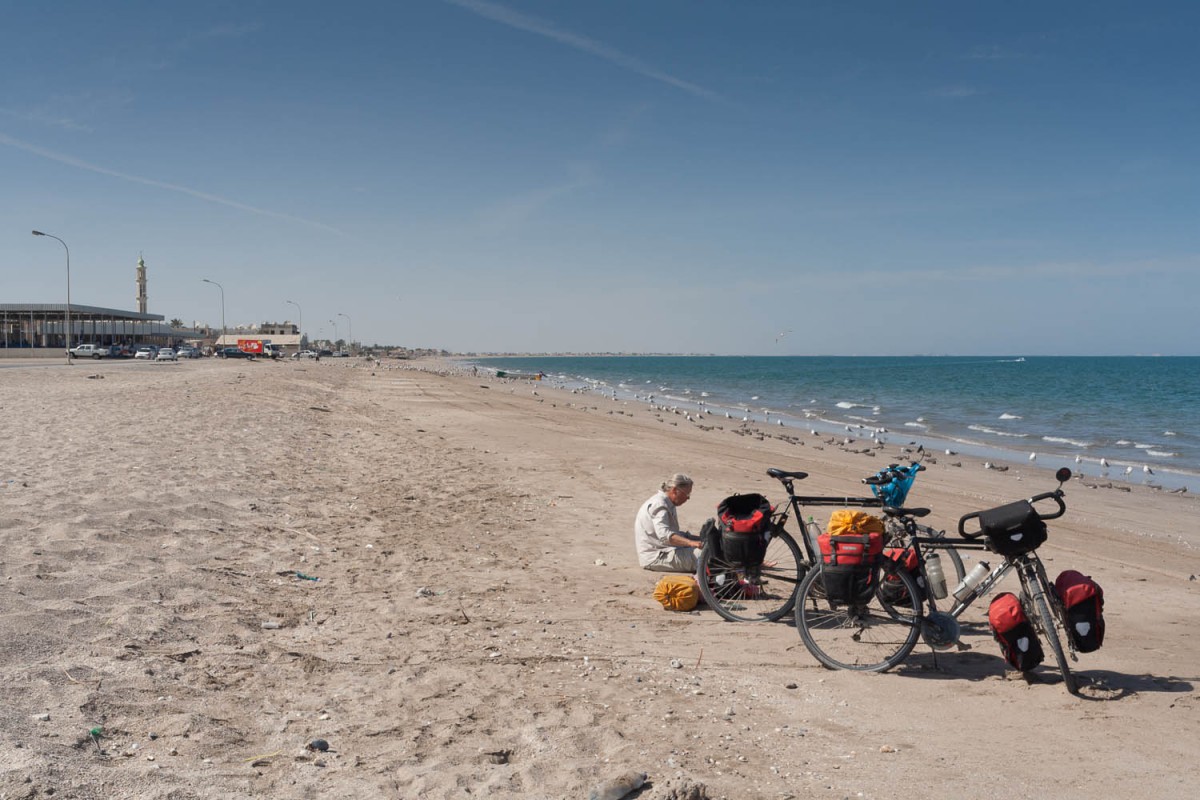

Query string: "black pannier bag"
[[717, 494, 773, 567], [988, 592, 1044, 671], [1054, 570, 1105, 652], [817, 532, 883, 606], [977, 500, 1048, 556]]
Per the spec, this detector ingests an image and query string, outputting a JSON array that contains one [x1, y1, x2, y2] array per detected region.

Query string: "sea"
[[467, 355, 1199, 492]]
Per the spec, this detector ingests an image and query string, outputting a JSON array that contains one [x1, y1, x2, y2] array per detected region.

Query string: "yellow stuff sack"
[[828, 509, 886, 537], [653, 575, 700, 611]]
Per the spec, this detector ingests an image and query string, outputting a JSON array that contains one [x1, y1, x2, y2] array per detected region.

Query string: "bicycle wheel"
[[914, 524, 965, 585], [1030, 587, 1078, 694], [698, 528, 805, 622], [794, 563, 923, 671]]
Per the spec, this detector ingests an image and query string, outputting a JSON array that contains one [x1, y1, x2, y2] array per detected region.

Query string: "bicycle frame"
[[774, 484, 883, 564], [912, 535, 1079, 670]]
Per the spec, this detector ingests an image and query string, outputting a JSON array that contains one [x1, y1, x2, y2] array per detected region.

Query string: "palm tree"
[[169, 318, 184, 328]]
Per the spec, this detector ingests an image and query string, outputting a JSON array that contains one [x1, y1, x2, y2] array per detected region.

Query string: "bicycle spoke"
[[795, 567, 922, 671]]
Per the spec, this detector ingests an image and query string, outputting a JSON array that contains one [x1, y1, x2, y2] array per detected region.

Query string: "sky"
[[3, 0, 1198, 355]]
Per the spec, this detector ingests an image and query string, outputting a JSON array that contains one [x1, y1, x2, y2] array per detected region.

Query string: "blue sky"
[[4, 1, 1198, 354]]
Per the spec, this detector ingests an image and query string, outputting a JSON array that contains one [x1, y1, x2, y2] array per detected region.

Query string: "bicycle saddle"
[[881, 506, 931, 518], [766, 468, 809, 480]]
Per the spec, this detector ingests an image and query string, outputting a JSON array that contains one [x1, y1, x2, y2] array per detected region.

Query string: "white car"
[[70, 343, 109, 359], [155, 348, 178, 361], [134, 347, 156, 360]]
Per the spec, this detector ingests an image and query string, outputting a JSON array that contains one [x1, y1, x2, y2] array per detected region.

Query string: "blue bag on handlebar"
[[977, 500, 1047, 556], [868, 463, 920, 508]]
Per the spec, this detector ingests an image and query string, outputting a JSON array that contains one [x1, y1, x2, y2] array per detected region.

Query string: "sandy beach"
[[1, 357, 1197, 799]]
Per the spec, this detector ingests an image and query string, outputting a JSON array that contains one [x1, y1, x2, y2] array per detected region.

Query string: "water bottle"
[[806, 516, 821, 552], [952, 560, 991, 602], [924, 552, 949, 599]]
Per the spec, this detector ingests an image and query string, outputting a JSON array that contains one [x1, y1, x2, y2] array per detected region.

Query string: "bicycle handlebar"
[[957, 489, 1067, 537]]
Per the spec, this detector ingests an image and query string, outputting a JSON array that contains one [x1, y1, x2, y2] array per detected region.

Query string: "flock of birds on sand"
[[493, 372, 1186, 494]]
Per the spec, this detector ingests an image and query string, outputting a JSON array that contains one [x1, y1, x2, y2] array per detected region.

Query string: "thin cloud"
[[477, 163, 596, 232], [966, 44, 1028, 61], [442, 0, 720, 101], [0, 131, 342, 234], [0, 107, 92, 133]]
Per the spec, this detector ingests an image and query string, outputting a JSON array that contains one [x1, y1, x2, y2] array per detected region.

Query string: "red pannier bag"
[[987, 592, 1044, 671], [717, 494, 773, 567], [817, 532, 883, 605], [1054, 570, 1105, 652], [878, 547, 925, 607]]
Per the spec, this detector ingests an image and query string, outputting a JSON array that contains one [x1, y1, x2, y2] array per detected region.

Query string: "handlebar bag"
[[1054, 570, 1105, 652], [717, 494, 773, 567], [978, 500, 1047, 556], [878, 547, 926, 607], [817, 532, 883, 606], [987, 592, 1044, 671]]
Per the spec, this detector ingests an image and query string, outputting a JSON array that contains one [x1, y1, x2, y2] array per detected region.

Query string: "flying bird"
[[775, 329, 792, 344]]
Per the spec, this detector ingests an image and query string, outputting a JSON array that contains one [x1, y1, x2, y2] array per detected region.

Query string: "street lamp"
[[329, 319, 338, 349], [31, 230, 71, 364], [286, 299, 302, 349], [337, 312, 352, 354], [202, 279, 225, 349]]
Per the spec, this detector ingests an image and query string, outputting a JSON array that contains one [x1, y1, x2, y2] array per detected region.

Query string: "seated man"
[[634, 473, 703, 573]]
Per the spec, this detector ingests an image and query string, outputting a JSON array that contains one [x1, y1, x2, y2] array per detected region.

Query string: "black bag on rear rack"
[[817, 533, 883, 606], [717, 494, 773, 567], [978, 500, 1048, 556], [988, 592, 1044, 671]]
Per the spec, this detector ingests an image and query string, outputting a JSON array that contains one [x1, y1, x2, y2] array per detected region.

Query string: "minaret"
[[136, 253, 148, 313]]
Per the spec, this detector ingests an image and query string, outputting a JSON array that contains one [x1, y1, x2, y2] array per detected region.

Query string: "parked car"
[[155, 348, 178, 361], [217, 347, 253, 359], [134, 346, 157, 360], [175, 347, 198, 359], [70, 343, 109, 359], [297, 350, 317, 359]]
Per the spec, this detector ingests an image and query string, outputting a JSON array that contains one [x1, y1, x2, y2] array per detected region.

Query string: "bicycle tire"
[[1032, 588, 1078, 694], [698, 528, 805, 623], [794, 562, 923, 671], [914, 524, 966, 586]]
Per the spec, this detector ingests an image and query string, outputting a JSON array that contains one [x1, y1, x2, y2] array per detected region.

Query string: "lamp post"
[[286, 299, 302, 350], [337, 312, 352, 354], [202, 279, 225, 350], [329, 319, 338, 350], [31, 230, 71, 364]]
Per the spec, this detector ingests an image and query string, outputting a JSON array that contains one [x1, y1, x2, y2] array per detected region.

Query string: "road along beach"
[[1, 357, 1197, 798]]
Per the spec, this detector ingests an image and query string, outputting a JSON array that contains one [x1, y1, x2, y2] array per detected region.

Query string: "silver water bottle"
[[924, 552, 949, 599], [952, 561, 991, 602]]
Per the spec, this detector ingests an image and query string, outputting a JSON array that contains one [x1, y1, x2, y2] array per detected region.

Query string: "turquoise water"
[[471, 356, 1199, 490]]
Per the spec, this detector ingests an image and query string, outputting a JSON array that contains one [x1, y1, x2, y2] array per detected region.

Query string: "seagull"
[[1075, 455, 1082, 464], [946, 449, 956, 456], [1124, 465, 1134, 476], [1029, 452, 1037, 461], [1144, 465, 1154, 475], [778, 419, 784, 426], [1100, 458, 1110, 468]]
